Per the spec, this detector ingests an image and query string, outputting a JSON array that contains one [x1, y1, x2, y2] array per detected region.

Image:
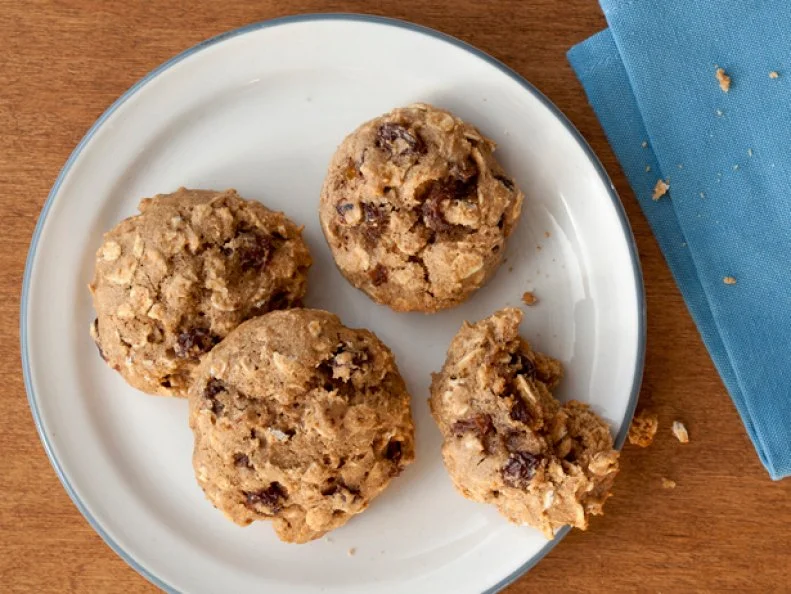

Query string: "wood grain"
[[1, 1, 789, 592]]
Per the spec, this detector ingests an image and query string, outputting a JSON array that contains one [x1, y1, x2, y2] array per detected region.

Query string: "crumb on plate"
[[715, 67, 731, 92], [652, 179, 670, 200], [661, 477, 677, 489], [521, 291, 538, 306], [723, 276, 737, 285], [672, 421, 690, 443], [544, 231, 551, 238], [348, 547, 356, 557], [628, 411, 659, 447]]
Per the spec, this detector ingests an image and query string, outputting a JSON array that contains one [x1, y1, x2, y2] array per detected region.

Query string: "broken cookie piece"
[[628, 411, 659, 447], [429, 308, 619, 538], [652, 179, 670, 201], [189, 309, 415, 543], [715, 67, 731, 92]]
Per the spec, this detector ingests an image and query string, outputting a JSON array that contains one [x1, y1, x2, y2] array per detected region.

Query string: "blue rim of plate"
[[20, 12, 645, 594]]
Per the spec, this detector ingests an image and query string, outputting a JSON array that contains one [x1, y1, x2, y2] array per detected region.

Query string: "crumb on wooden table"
[[715, 67, 731, 92], [769, 71, 780, 79], [672, 420, 690, 443], [661, 477, 677, 489], [723, 276, 737, 285], [521, 291, 538, 306], [628, 411, 659, 447], [652, 179, 670, 200]]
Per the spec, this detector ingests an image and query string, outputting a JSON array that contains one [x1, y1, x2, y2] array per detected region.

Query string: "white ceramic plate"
[[21, 14, 644, 594]]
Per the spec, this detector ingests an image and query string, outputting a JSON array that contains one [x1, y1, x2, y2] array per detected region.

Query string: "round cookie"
[[319, 103, 524, 313], [188, 308, 415, 543], [429, 308, 619, 537], [89, 188, 312, 397]]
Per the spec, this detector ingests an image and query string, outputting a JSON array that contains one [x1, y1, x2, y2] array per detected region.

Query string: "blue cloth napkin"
[[568, 0, 791, 479]]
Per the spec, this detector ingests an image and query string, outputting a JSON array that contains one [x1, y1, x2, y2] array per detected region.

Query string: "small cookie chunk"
[[429, 308, 619, 537], [628, 411, 658, 447], [188, 309, 415, 543], [319, 103, 524, 312], [89, 188, 312, 397]]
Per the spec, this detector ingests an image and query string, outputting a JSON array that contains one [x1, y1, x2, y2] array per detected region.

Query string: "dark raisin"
[[236, 232, 272, 270], [360, 202, 388, 245], [370, 264, 388, 286], [420, 187, 453, 233], [204, 378, 226, 416], [243, 482, 287, 512], [175, 328, 218, 359], [335, 202, 354, 219], [494, 173, 515, 191], [509, 398, 531, 424], [375, 122, 426, 156], [220, 246, 234, 257], [452, 413, 494, 438], [233, 453, 252, 468], [384, 440, 403, 464], [450, 157, 479, 183], [502, 452, 541, 489]]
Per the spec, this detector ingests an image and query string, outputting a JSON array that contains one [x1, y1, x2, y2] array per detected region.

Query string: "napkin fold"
[[568, 0, 791, 479]]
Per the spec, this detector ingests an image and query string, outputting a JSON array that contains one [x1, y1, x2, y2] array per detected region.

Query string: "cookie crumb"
[[652, 179, 670, 201], [544, 231, 551, 238], [715, 67, 731, 92], [348, 547, 356, 557], [733, 164, 740, 171], [723, 276, 737, 285], [715, 108, 724, 117], [628, 411, 659, 447], [645, 165, 651, 172], [661, 477, 677, 489], [677, 163, 684, 170], [672, 421, 689, 443], [521, 291, 538, 306], [769, 71, 779, 79], [641, 140, 648, 148], [747, 148, 753, 157], [508, 266, 513, 273], [700, 192, 705, 199]]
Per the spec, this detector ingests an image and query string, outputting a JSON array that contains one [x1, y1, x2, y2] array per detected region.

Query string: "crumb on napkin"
[[672, 421, 690, 443], [645, 165, 651, 172], [521, 291, 538, 306], [723, 276, 737, 285], [628, 411, 659, 447], [652, 179, 670, 200], [715, 67, 731, 92], [661, 477, 677, 489], [641, 140, 648, 148], [769, 71, 779, 79], [747, 148, 753, 157]]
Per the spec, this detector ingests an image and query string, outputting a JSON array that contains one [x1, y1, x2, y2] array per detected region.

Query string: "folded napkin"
[[568, 0, 791, 479]]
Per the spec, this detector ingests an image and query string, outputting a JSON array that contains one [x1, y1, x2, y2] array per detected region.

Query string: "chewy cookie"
[[429, 308, 619, 537], [188, 308, 415, 543], [89, 188, 311, 397], [319, 103, 524, 312]]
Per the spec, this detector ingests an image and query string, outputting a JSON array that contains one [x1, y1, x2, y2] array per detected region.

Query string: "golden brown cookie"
[[188, 309, 415, 543], [89, 188, 311, 397], [429, 308, 619, 537], [319, 103, 524, 313]]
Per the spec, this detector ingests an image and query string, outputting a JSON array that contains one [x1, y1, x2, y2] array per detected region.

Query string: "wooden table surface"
[[2, 1, 789, 592]]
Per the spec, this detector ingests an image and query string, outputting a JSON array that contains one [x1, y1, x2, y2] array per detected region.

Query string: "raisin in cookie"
[[89, 188, 311, 397], [319, 103, 524, 313], [188, 308, 415, 543], [429, 308, 619, 537]]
